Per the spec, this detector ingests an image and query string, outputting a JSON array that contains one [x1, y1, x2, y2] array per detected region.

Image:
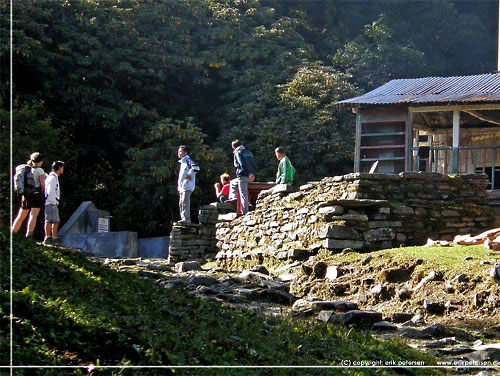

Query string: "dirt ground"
[[286, 250, 500, 330]]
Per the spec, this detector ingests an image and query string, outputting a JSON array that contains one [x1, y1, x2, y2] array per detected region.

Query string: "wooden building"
[[337, 73, 500, 190]]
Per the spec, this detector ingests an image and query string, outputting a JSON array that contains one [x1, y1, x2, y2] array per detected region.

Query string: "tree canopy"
[[2, 0, 496, 236]]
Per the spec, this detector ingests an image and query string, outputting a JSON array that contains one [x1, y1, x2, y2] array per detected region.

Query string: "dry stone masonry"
[[216, 172, 496, 269], [168, 202, 234, 262]]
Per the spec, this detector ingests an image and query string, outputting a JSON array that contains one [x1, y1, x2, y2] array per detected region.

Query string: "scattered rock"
[[194, 285, 219, 295], [187, 275, 218, 286], [490, 264, 500, 286], [368, 284, 394, 301], [277, 273, 296, 282], [147, 263, 173, 272], [465, 348, 500, 363], [301, 264, 313, 275], [238, 270, 273, 283], [390, 312, 414, 324], [424, 337, 457, 348], [453, 274, 468, 283], [316, 310, 334, 323], [474, 343, 500, 351], [325, 266, 342, 281], [380, 267, 411, 283], [175, 261, 202, 272], [413, 271, 436, 291], [437, 346, 475, 356], [310, 300, 358, 312], [292, 298, 312, 311], [424, 300, 446, 315], [287, 249, 308, 260], [313, 262, 328, 279], [473, 292, 487, 307], [397, 289, 412, 301], [329, 310, 383, 328], [260, 288, 295, 305], [421, 323, 474, 341], [400, 328, 429, 339], [411, 314, 425, 326], [372, 321, 398, 331], [137, 270, 163, 279], [250, 265, 269, 275], [362, 256, 372, 265]]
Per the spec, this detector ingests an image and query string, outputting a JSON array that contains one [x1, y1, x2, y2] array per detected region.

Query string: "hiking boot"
[[175, 219, 191, 226], [43, 237, 53, 245], [51, 237, 61, 245]]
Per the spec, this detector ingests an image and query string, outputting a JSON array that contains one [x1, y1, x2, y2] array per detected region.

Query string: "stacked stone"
[[169, 202, 234, 262], [215, 173, 495, 268]]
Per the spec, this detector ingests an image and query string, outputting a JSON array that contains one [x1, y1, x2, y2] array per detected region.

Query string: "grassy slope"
[[0, 230, 442, 375], [323, 244, 500, 280]]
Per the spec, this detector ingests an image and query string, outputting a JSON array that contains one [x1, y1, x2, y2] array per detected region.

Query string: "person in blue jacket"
[[229, 140, 256, 214], [176, 145, 200, 225]]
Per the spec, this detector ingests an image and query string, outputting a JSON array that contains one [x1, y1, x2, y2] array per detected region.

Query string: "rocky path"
[[98, 256, 500, 375]]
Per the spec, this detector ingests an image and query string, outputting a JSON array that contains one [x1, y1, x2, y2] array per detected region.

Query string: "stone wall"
[[168, 202, 234, 262], [215, 173, 496, 268]]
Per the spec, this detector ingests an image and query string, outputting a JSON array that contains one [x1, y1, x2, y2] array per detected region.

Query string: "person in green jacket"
[[274, 147, 295, 184]]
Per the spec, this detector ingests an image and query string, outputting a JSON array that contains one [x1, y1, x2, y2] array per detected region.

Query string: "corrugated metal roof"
[[337, 73, 500, 107]]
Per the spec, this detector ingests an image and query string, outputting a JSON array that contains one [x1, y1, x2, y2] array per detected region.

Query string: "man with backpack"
[[176, 145, 200, 225], [44, 161, 65, 244], [229, 140, 256, 215], [12, 152, 46, 239]]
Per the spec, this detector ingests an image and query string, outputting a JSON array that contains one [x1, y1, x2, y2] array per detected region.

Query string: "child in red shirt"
[[214, 173, 231, 202]]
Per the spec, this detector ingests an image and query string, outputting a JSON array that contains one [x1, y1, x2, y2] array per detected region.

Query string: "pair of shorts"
[[45, 204, 60, 224], [21, 191, 44, 209]]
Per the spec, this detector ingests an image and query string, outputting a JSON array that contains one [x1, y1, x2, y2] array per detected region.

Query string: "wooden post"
[[406, 111, 413, 172], [428, 134, 433, 172], [354, 111, 361, 172], [452, 109, 460, 174]]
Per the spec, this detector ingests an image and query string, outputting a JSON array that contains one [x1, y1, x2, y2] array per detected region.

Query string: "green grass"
[[0, 229, 443, 375], [322, 244, 500, 277]]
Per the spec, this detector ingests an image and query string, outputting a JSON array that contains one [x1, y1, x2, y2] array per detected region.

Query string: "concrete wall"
[[61, 232, 138, 258], [138, 237, 170, 259]]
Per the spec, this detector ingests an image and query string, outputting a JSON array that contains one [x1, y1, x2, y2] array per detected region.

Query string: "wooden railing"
[[410, 145, 500, 190]]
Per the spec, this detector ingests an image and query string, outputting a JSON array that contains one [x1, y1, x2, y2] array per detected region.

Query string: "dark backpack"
[[14, 164, 36, 196]]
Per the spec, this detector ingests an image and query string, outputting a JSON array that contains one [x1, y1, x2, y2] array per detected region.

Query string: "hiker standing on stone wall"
[[176, 145, 200, 225], [12, 152, 46, 239], [229, 140, 256, 215], [44, 161, 65, 244], [275, 147, 295, 184]]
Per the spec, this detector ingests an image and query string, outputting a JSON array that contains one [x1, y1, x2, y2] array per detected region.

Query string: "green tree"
[[2, 0, 495, 234], [0, 100, 67, 228], [119, 118, 228, 236], [333, 19, 427, 91]]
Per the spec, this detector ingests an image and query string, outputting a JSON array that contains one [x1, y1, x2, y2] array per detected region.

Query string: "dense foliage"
[[0, 231, 441, 373], [1, 0, 496, 236]]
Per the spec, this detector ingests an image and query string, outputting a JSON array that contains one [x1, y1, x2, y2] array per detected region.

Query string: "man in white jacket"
[[44, 161, 64, 244], [177, 145, 199, 225]]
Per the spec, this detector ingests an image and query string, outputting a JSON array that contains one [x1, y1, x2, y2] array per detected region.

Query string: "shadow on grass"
[[1, 229, 442, 376]]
